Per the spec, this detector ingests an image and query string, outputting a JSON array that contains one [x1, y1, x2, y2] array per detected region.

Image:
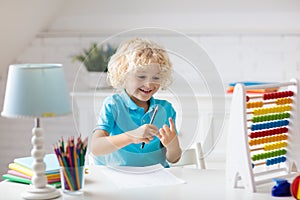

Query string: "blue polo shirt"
[[92, 90, 177, 167]]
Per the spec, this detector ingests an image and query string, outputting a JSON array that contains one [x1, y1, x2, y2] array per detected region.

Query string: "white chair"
[[170, 142, 206, 169], [87, 152, 97, 165]]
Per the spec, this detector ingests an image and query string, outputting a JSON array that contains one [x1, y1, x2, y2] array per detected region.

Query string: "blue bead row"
[[251, 120, 289, 131]]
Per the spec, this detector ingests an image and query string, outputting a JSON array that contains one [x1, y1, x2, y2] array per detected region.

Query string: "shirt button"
[[142, 120, 145, 123]]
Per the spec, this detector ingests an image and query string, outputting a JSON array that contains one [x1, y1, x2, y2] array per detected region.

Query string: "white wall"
[[14, 34, 300, 91]]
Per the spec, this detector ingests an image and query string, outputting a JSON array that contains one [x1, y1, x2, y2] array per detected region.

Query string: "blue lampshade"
[[2, 63, 71, 118]]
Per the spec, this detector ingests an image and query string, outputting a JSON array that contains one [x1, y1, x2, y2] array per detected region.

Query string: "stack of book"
[[2, 154, 61, 188], [227, 81, 278, 94]]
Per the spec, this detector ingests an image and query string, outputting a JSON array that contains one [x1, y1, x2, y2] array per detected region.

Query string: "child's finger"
[[146, 125, 159, 137], [142, 138, 151, 144], [155, 133, 162, 139], [148, 124, 159, 131], [149, 129, 160, 138], [162, 124, 172, 135], [159, 128, 167, 138], [169, 118, 175, 132], [148, 136, 154, 141]]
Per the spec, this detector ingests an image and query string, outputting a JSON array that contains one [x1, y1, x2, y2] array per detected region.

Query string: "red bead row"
[[249, 127, 288, 139]]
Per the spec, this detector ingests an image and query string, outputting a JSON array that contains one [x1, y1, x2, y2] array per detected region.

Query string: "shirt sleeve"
[[170, 105, 178, 135], [93, 96, 116, 134], [158, 100, 178, 134]]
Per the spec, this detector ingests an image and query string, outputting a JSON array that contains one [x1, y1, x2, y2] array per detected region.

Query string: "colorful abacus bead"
[[249, 134, 288, 146], [276, 97, 293, 105], [249, 127, 288, 139], [266, 156, 286, 166], [263, 91, 294, 100], [247, 101, 263, 109], [252, 105, 291, 115], [264, 141, 287, 151], [246, 91, 294, 102], [251, 120, 289, 131], [246, 98, 293, 109], [252, 156, 287, 168], [252, 149, 287, 161], [252, 113, 290, 123]]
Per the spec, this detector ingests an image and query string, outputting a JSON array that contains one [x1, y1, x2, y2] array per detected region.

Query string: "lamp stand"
[[22, 118, 61, 200]]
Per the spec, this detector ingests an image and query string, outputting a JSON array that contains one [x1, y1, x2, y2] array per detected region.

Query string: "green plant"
[[72, 43, 116, 72]]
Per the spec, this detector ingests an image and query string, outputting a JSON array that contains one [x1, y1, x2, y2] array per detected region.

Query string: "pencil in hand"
[[141, 105, 158, 149]]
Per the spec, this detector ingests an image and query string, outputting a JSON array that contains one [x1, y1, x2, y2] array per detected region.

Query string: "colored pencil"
[[53, 135, 88, 191]]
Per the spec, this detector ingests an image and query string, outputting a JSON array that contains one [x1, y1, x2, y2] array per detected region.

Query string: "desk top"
[[0, 166, 294, 200]]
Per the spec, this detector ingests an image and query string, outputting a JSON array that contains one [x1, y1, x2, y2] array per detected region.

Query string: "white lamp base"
[[22, 185, 61, 200], [22, 119, 61, 199]]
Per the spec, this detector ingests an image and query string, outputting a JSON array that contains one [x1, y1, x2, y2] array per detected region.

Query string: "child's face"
[[125, 64, 161, 107]]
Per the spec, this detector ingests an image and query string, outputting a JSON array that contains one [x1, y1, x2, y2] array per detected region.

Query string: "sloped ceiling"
[[0, 0, 66, 75], [47, 0, 300, 35]]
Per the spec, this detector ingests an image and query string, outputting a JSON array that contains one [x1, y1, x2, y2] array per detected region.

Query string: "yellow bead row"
[[252, 105, 291, 115], [263, 141, 287, 151]]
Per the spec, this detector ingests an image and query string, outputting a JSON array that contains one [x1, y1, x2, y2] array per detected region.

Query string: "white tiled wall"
[[0, 34, 300, 175], [15, 34, 300, 88]]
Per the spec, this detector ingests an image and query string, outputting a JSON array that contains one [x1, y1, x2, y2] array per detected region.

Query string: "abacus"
[[226, 79, 300, 192]]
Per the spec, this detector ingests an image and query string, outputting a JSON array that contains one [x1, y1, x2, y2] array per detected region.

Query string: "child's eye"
[[153, 77, 160, 80], [137, 76, 146, 79]]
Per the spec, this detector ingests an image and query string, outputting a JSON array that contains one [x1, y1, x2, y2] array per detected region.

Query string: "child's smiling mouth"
[[139, 88, 152, 94]]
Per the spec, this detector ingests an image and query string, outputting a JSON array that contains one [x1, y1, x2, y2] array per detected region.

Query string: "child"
[[91, 37, 182, 167]]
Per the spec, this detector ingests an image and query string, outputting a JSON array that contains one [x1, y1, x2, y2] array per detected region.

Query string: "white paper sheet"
[[101, 164, 186, 189]]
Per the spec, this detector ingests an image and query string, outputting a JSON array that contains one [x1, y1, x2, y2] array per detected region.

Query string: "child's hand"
[[159, 118, 178, 148], [126, 124, 160, 144]]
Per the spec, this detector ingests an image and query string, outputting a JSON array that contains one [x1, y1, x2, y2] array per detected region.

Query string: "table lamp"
[[1, 64, 71, 199]]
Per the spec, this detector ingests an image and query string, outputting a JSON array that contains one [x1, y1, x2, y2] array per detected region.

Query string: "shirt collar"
[[148, 96, 156, 111], [121, 89, 156, 111]]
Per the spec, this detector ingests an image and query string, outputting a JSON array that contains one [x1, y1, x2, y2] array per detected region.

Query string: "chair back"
[[170, 142, 206, 169]]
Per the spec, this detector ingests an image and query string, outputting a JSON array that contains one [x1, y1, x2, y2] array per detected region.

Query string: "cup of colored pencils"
[[53, 135, 88, 195]]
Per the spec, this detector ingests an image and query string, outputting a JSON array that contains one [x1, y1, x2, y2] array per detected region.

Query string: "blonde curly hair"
[[107, 37, 173, 90]]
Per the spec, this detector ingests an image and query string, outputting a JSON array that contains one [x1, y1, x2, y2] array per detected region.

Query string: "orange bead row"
[[246, 98, 293, 109], [249, 134, 288, 146]]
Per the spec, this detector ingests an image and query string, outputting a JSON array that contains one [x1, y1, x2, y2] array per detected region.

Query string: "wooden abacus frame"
[[226, 79, 300, 192]]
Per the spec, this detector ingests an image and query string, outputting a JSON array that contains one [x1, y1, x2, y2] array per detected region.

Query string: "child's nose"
[[144, 80, 157, 87], [144, 81, 152, 87]]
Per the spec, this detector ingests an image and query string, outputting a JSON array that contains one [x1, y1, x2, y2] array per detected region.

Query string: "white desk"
[[0, 165, 295, 200]]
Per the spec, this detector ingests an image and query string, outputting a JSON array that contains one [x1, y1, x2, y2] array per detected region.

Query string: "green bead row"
[[252, 149, 287, 161], [252, 112, 290, 123]]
